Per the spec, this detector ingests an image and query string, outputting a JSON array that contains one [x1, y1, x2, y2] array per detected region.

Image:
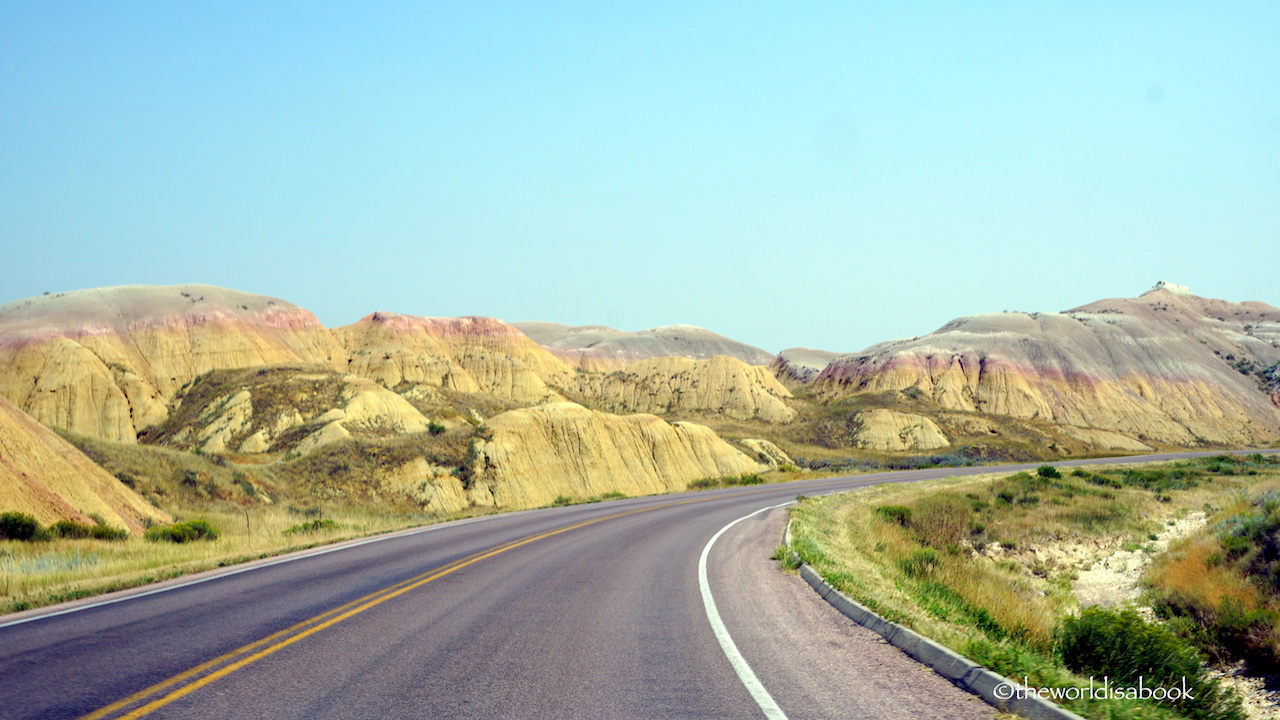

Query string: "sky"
[[2, 2, 1278, 354]]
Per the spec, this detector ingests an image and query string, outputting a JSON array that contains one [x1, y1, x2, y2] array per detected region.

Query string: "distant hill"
[[512, 321, 774, 371], [3, 281, 1277, 526], [0, 285, 345, 442], [807, 282, 1280, 446]]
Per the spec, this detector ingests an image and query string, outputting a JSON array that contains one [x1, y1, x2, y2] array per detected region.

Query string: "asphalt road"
[[0, 450, 1269, 719]]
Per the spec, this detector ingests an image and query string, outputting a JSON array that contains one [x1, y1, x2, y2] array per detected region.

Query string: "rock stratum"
[[0, 397, 168, 532], [0, 285, 345, 443], [4, 280, 1278, 528], [770, 347, 841, 387], [513, 322, 774, 371], [336, 313, 574, 405], [142, 365, 435, 456], [467, 402, 765, 508], [811, 283, 1280, 446], [573, 356, 797, 423]]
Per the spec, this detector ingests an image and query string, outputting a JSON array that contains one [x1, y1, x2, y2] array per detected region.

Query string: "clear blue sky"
[[3, 2, 1277, 353]]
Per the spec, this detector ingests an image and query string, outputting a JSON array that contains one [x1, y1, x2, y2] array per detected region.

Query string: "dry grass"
[[1148, 534, 1262, 612], [0, 505, 474, 614], [788, 458, 1271, 720]]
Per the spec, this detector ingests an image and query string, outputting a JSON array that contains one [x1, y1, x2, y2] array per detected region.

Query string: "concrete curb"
[[786, 520, 1086, 720]]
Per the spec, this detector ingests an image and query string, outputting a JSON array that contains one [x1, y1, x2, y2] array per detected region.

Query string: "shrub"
[[1036, 465, 1061, 479], [1057, 607, 1243, 720], [550, 495, 575, 507], [736, 473, 765, 486], [875, 505, 913, 526], [0, 511, 40, 541], [427, 421, 446, 436], [283, 519, 339, 535], [49, 520, 94, 539], [900, 548, 941, 577], [90, 524, 128, 541], [145, 519, 220, 543], [687, 478, 720, 490]]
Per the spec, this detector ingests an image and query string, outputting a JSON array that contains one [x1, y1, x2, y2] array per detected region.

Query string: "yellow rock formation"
[[850, 409, 950, 452], [513, 322, 775, 371], [153, 367, 433, 456], [376, 458, 470, 515], [0, 285, 346, 443], [575, 356, 797, 423], [0, 397, 169, 532], [1058, 426, 1153, 453], [467, 402, 765, 508], [815, 285, 1280, 446], [737, 439, 796, 468], [336, 313, 573, 404]]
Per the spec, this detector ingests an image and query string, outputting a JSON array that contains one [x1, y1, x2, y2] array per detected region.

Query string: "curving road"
[[0, 451, 1268, 719]]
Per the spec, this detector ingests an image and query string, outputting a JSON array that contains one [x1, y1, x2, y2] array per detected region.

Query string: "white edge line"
[[699, 501, 795, 720], [0, 511, 514, 630]]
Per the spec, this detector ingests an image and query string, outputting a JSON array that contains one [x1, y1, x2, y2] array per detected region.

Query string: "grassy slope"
[[788, 456, 1280, 720]]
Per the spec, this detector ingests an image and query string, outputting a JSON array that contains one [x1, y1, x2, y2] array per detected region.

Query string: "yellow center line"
[[82, 479, 865, 720]]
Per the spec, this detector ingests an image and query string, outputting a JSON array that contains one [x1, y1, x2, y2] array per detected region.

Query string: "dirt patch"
[[1071, 511, 1206, 611]]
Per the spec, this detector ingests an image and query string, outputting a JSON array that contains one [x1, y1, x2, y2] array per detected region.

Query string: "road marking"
[[51, 449, 1261, 718], [699, 501, 794, 720], [79, 492, 787, 720]]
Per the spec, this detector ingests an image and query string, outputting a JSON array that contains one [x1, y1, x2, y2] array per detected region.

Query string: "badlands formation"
[[0, 281, 1277, 528], [0, 396, 168, 531], [809, 282, 1280, 447], [0, 285, 786, 526], [513, 321, 774, 371], [0, 285, 344, 443]]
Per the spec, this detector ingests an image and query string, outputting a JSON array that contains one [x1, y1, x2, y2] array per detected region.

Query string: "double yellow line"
[[81, 475, 870, 720], [80, 496, 710, 719]]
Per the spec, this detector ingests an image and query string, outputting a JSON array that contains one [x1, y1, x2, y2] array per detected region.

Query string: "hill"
[[0, 285, 345, 442], [808, 282, 1280, 447], [0, 397, 168, 532], [512, 322, 774, 371]]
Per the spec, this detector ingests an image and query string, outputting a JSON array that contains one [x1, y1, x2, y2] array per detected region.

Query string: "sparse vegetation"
[[785, 456, 1278, 720], [283, 519, 339, 535], [1147, 456, 1280, 671], [686, 472, 770, 491]]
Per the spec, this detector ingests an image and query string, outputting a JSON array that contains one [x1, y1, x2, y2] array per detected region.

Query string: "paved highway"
[[0, 451, 1267, 719]]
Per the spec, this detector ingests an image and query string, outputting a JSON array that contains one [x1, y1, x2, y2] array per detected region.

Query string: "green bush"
[[736, 473, 765, 486], [283, 519, 339, 535], [0, 511, 40, 541], [1057, 607, 1242, 720], [875, 505, 913, 525], [900, 548, 941, 577], [144, 519, 220, 543], [1036, 465, 1062, 479], [687, 478, 720, 490], [427, 421, 446, 436], [50, 520, 100, 539]]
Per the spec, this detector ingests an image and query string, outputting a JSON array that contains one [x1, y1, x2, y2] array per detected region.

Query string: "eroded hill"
[[805, 282, 1280, 448]]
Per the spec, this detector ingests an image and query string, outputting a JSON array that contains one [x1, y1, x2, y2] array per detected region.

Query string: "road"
[[0, 450, 1266, 719]]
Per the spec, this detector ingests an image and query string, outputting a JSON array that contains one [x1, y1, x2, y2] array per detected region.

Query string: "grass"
[[0, 505, 468, 614], [786, 456, 1278, 720], [686, 472, 768, 491]]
